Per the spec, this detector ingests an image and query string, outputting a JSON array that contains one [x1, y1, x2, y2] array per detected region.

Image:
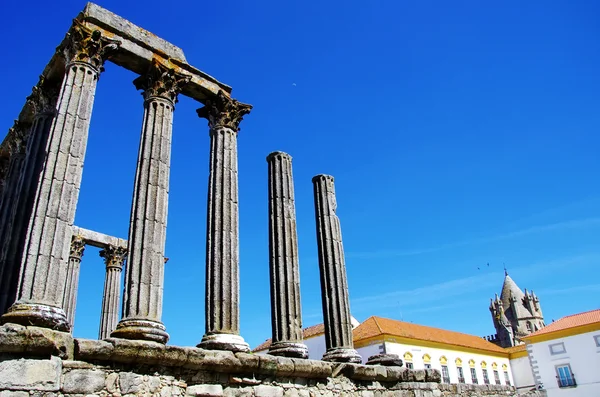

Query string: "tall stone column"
[[62, 235, 86, 328], [1, 22, 120, 330], [111, 60, 188, 344], [266, 151, 308, 358], [0, 81, 58, 316], [99, 245, 127, 339], [0, 123, 29, 315], [197, 91, 252, 352], [312, 175, 361, 363]]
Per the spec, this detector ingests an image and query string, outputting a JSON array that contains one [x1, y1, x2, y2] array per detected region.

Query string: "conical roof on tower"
[[500, 273, 529, 320]]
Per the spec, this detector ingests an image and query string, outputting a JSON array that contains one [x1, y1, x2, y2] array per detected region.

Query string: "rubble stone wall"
[[0, 324, 545, 397]]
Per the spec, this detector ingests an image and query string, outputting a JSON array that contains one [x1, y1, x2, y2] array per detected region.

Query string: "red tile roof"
[[353, 316, 508, 354], [252, 323, 325, 352], [525, 308, 600, 338]]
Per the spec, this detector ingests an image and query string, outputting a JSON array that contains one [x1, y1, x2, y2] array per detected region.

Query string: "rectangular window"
[[457, 367, 465, 383], [594, 335, 600, 347], [493, 370, 500, 385], [504, 371, 511, 386], [483, 369, 490, 385], [406, 362, 413, 369], [549, 342, 566, 355], [470, 368, 478, 384], [556, 365, 576, 388], [441, 366, 450, 384]]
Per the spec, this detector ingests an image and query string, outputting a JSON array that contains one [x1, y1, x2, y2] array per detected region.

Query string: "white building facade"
[[522, 309, 600, 397]]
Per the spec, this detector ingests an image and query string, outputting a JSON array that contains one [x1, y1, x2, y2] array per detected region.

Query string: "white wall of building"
[[304, 335, 327, 361], [527, 330, 600, 397], [509, 355, 536, 394], [383, 341, 513, 386]]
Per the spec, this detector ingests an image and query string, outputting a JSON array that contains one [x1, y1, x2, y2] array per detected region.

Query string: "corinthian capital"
[[99, 245, 127, 270], [61, 19, 121, 71], [196, 90, 252, 132], [133, 60, 191, 103], [70, 235, 86, 260]]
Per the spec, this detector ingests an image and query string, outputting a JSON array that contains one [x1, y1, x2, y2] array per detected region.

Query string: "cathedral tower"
[[489, 271, 545, 347]]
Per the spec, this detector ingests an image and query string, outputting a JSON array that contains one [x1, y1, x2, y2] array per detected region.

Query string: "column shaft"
[[197, 90, 252, 352], [99, 245, 126, 339], [267, 151, 308, 358], [0, 124, 29, 314], [0, 109, 55, 315], [312, 174, 361, 363], [62, 235, 85, 328], [112, 60, 188, 344], [0, 22, 119, 330]]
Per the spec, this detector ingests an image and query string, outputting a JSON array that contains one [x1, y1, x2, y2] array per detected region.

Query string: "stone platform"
[[0, 324, 544, 397]]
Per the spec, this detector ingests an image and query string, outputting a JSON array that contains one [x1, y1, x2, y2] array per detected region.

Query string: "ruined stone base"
[[268, 341, 309, 359], [366, 354, 403, 367], [0, 303, 70, 332], [322, 347, 362, 364], [110, 318, 169, 344], [0, 323, 545, 397], [198, 333, 250, 353]]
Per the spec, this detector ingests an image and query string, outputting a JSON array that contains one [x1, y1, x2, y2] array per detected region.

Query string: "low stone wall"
[[0, 324, 544, 397]]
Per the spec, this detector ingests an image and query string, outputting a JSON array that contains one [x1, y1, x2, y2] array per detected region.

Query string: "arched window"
[[404, 352, 413, 369], [423, 353, 431, 368]]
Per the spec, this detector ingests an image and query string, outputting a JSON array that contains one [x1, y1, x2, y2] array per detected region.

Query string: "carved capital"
[[61, 19, 121, 71], [133, 60, 190, 104], [99, 245, 127, 270], [196, 90, 252, 132], [70, 235, 86, 260]]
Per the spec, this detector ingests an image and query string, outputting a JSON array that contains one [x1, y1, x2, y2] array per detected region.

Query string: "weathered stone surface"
[[365, 354, 403, 367], [63, 369, 105, 393], [112, 61, 185, 345], [266, 152, 308, 359], [120, 372, 144, 394], [0, 324, 73, 359], [254, 385, 283, 397], [99, 245, 127, 339], [0, 357, 61, 391], [198, 93, 251, 353], [312, 175, 361, 364], [187, 385, 224, 397]]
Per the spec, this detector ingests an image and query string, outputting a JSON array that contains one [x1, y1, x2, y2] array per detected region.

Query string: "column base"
[[0, 302, 70, 331], [322, 347, 362, 363], [269, 341, 309, 359], [198, 333, 250, 352], [110, 318, 169, 344]]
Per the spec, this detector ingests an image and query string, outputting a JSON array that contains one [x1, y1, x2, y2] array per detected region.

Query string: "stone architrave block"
[[0, 356, 61, 391], [62, 369, 106, 393]]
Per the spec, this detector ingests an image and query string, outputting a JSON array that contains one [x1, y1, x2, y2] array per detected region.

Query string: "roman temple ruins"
[[0, 4, 538, 397]]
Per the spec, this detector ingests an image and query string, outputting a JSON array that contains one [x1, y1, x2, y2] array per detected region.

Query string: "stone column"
[[0, 81, 58, 316], [312, 174, 361, 363], [62, 235, 86, 328], [111, 60, 188, 344], [1, 22, 120, 330], [266, 151, 308, 358], [0, 123, 29, 315], [99, 245, 127, 339], [197, 91, 252, 352]]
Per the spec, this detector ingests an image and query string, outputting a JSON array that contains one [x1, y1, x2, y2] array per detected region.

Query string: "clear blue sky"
[[1, 1, 598, 348]]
